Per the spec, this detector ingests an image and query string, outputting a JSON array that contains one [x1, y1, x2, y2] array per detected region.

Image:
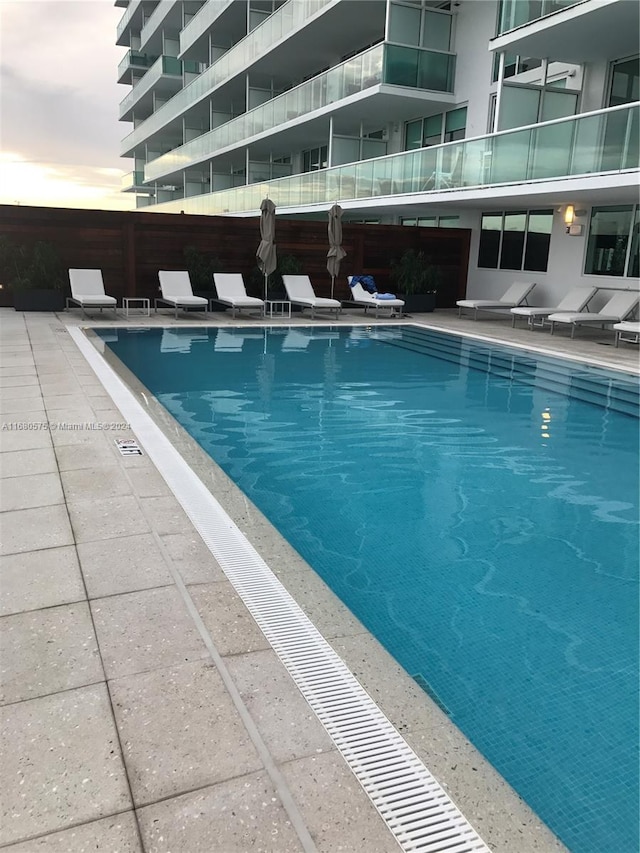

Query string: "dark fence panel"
[[0, 205, 470, 308]]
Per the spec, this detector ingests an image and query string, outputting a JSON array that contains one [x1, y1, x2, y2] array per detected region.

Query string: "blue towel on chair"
[[350, 275, 377, 293], [375, 292, 397, 300]]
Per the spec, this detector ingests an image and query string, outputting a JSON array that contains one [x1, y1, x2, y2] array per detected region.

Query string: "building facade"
[[116, 0, 639, 302]]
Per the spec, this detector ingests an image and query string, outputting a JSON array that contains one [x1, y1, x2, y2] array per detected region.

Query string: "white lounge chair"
[[510, 286, 597, 329], [346, 276, 405, 318], [213, 273, 264, 319], [457, 281, 537, 320], [67, 269, 117, 317], [156, 271, 208, 319], [548, 290, 639, 338], [282, 275, 341, 319], [613, 321, 640, 347]]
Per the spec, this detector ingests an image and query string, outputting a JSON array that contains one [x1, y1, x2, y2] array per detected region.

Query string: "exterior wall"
[[452, 0, 498, 137], [465, 205, 639, 306]]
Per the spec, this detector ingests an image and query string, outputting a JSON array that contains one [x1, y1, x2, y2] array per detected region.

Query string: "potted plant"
[[0, 237, 67, 311], [183, 245, 225, 310], [390, 249, 441, 313]]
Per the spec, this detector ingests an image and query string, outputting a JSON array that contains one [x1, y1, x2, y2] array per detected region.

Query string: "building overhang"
[[490, 0, 640, 63]]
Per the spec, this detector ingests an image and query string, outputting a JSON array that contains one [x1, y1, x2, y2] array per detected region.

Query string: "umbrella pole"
[[264, 272, 268, 303], [331, 275, 335, 301]]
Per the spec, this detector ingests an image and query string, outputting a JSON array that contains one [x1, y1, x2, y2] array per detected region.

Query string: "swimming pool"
[[98, 324, 639, 853]]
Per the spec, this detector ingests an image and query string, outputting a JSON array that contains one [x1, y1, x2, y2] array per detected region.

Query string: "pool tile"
[[0, 684, 131, 846], [0, 602, 103, 704], [0, 813, 142, 852], [0, 546, 85, 617], [0, 504, 73, 555], [225, 649, 334, 763], [91, 586, 209, 679], [110, 659, 262, 806], [77, 533, 172, 598], [136, 772, 301, 852]]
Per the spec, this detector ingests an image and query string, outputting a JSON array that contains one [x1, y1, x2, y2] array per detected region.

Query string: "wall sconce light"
[[564, 204, 585, 235]]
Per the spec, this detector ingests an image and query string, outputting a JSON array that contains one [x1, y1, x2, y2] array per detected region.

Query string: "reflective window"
[[585, 205, 638, 277], [478, 209, 552, 271], [608, 56, 639, 107], [404, 107, 467, 150]]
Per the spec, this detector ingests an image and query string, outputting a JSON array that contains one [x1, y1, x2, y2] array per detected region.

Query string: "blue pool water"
[[98, 325, 639, 853]]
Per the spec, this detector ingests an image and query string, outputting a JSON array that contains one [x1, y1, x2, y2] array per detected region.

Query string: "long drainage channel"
[[70, 327, 491, 853]]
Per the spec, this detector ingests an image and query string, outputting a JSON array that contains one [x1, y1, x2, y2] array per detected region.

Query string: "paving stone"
[[67, 494, 150, 543], [0, 602, 103, 704], [0, 546, 85, 617], [61, 466, 133, 502], [225, 649, 334, 763], [0, 427, 53, 452], [110, 659, 262, 806], [1, 812, 142, 852], [77, 533, 172, 598], [0, 505, 73, 556], [0, 472, 65, 512], [91, 586, 209, 679], [0, 684, 131, 846], [280, 751, 400, 852], [138, 496, 193, 536], [189, 582, 271, 655], [160, 532, 225, 584], [136, 772, 302, 853], [0, 447, 58, 479]]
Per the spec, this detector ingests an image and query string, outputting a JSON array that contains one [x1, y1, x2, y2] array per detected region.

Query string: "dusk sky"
[[1, 1, 135, 211]]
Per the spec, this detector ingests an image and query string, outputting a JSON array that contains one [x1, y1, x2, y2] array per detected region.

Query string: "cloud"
[[0, 1, 135, 209]]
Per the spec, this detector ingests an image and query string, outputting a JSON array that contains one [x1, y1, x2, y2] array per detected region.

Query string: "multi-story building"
[[116, 0, 639, 302]]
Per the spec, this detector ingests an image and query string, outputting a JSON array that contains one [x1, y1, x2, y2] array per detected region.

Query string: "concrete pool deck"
[[1, 304, 637, 852]]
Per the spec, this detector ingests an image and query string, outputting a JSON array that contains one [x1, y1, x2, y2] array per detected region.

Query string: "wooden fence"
[[0, 204, 470, 308]]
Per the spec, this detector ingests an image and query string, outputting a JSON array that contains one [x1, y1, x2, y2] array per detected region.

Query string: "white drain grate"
[[70, 327, 491, 853]]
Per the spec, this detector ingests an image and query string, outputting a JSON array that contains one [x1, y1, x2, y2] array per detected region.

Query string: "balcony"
[[120, 56, 201, 120], [147, 102, 639, 214], [491, 0, 640, 63], [121, 0, 337, 155], [121, 170, 154, 192], [116, 0, 148, 44], [179, 0, 235, 57], [118, 49, 159, 84], [144, 42, 455, 182]]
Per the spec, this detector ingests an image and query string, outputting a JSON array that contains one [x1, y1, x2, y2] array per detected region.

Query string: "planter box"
[[13, 290, 66, 312], [399, 292, 436, 313]]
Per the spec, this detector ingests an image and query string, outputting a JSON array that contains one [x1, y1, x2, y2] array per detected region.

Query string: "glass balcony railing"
[[121, 170, 147, 190], [180, 0, 235, 54], [121, 0, 334, 153], [148, 102, 639, 214], [118, 49, 159, 81], [144, 42, 454, 182], [120, 55, 192, 116], [497, 0, 581, 35], [116, 0, 144, 41], [140, 0, 178, 48]]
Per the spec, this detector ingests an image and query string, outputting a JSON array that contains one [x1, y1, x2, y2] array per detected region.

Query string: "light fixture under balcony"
[[564, 204, 586, 235]]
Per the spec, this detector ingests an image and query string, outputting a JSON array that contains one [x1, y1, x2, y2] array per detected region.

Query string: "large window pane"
[[584, 206, 633, 276], [405, 120, 422, 150], [498, 85, 540, 131], [423, 113, 443, 146], [478, 213, 502, 268], [500, 211, 527, 270], [523, 210, 553, 271], [421, 10, 451, 51], [388, 2, 420, 46], [608, 56, 640, 107]]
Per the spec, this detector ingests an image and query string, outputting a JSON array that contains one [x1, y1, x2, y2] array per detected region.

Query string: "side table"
[[123, 297, 151, 318]]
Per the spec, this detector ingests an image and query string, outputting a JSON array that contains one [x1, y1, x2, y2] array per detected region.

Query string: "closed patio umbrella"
[[327, 202, 346, 300], [256, 198, 277, 302]]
